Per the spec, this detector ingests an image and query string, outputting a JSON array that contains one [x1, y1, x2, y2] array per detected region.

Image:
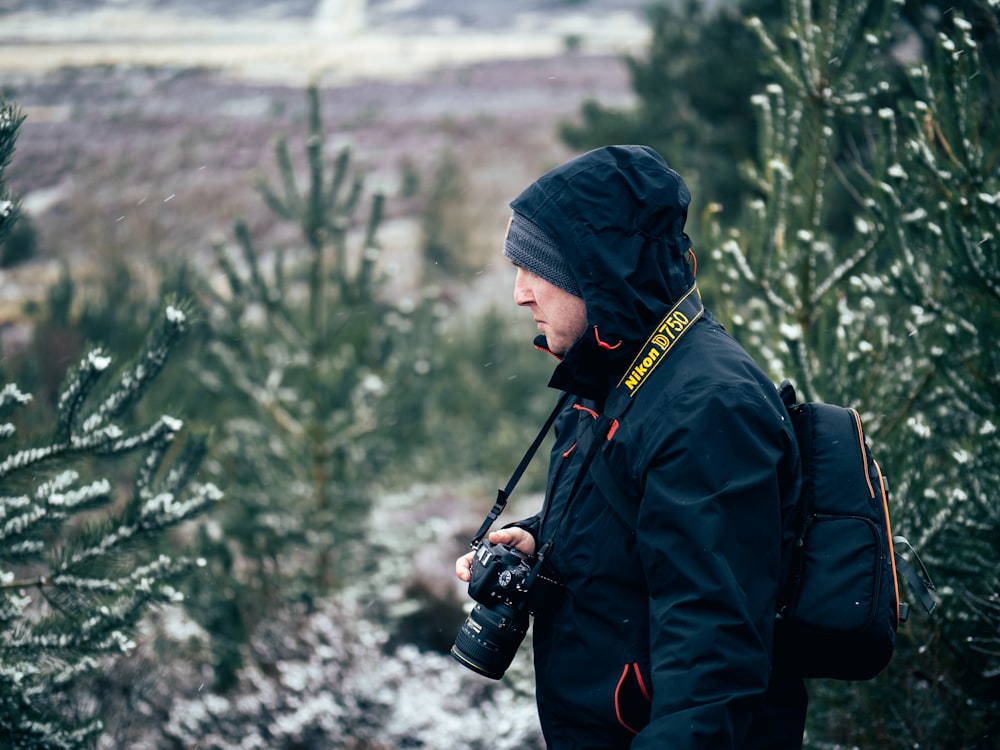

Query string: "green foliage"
[[848, 13, 1000, 746], [420, 148, 481, 281], [0, 211, 37, 268], [4, 259, 201, 433], [709, 0, 907, 405], [559, 0, 779, 228], [0, 101, 24, 247], [699, 1, 999, 747], [187, 85, 448, 686], [0, 304, 219, 749], [0, 117, 217, 750], [410, 305, 557, 488]]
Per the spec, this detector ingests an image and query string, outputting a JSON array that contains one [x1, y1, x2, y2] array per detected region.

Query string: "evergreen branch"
[[0, 503, 45, 543], [789, 0, 821, 100], [37, 655, 101, 695], [234, 217, 270, 305], [0, 444, 62, 481], [215, 225, 306, 348], [326, 144, 352, 218], [137, 487, 221, 530], [1, 538, 44, 561], [257, 174, 292, 221], [306, 135, 325, 252], [11, 591, 152, 656], [343, 175, 365, 224], [32, 470, 80, 502], [210, 235, 246, 302], [55, 482, 219, 574], [873, 368, 934, 442], [1, 492, 32, 519], [0, 383, 32, 417], [0, 689, 102, 750], [274, 136, 302, 217], [146, 431, 208, 501], [85, 305, 188, 428], [746, 18, 799, 97], [50, 553, 202, 596], [327, 171, 368, 304], [205, 343, 306, 436], [133, 425, 172, 499], [809, 231, 878, 304], [273, 245, 287, 298], [69, 423, 126, 453], [56, 349, 111, 441], [356, 192, 386, 299], [721, 238, 796, 317], [40, 478, 113, 521]]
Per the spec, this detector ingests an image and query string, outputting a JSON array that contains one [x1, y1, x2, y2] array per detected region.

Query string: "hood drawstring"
[[593, 327, 622, 351]]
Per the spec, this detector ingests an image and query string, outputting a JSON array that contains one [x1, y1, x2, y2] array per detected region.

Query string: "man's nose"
[[513, 268, 533, 306]]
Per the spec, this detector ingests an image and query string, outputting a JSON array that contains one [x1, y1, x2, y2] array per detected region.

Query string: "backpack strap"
[[892, 535, 937, 617]]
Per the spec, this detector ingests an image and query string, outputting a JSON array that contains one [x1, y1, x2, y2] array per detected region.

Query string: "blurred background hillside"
[[1, 0, 652, 323]]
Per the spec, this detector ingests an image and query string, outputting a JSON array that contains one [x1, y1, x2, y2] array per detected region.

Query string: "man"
[[456, 146, 807, 749]]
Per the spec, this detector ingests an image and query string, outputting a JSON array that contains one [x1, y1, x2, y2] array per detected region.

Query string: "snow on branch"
[[0, 301, 218, 746]]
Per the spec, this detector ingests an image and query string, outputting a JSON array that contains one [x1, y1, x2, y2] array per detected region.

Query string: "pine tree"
[[0, 305, 220, 748], [860, 13, 1000, 745], [0, 92, 217, 749], [188, 85, 450, 687], [708, 0, 999, 746], [711, 0, 905, 406]]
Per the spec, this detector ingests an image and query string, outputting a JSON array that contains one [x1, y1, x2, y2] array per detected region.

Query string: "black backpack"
[[772, 380, 936, 679], [590, 377, 937, 681]]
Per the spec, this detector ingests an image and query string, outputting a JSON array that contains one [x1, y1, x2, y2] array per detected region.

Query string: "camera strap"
[[469, 390, 572, 547], [532, 284, 704, 569], [470, 282, 704, 570]]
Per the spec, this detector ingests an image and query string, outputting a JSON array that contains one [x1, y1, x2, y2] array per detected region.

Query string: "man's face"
[[513, 266, 587, 356]]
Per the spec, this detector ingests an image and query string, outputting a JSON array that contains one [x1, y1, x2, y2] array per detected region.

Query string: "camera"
[[450, 539, 536, 679]]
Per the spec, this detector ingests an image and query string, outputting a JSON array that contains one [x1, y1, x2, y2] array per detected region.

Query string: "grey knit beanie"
[[503, 212, 581, 298]]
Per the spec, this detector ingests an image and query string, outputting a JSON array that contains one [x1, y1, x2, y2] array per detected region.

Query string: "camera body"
[[466, 539, 534, 607], [451, 539, 537, 679]]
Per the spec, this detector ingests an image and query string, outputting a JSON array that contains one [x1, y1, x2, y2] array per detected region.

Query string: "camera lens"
[[450, 602, 529, 680]]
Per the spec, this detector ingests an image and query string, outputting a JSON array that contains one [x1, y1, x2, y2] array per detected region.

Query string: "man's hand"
[[455, 527, 537, 583]]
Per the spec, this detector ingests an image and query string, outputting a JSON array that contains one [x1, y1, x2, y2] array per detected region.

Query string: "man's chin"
[[533, 334, 562, 358]]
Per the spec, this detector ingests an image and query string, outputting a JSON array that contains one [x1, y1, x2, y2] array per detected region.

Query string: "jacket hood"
[[510, 145, 695, 400]]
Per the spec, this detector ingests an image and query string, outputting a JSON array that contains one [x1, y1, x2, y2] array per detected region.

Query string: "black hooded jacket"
[[510, 147, 805, 749]]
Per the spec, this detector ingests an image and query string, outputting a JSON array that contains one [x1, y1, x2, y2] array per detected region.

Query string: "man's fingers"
[[489, 528, 535, 555], [455, 551, 473, 582], [457, 528, 535, 582]]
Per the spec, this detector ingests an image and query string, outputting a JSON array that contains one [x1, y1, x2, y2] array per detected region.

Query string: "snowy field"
[[0, 0, 652, 85]]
